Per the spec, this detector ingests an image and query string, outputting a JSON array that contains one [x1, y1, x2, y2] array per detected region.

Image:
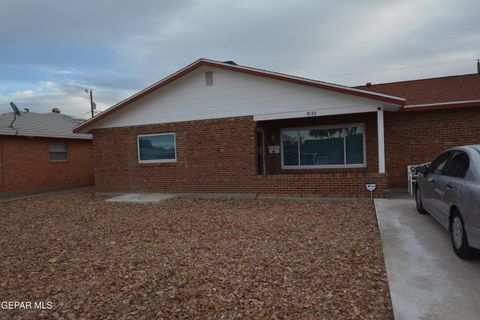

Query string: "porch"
[[253, 106, 390, 198]]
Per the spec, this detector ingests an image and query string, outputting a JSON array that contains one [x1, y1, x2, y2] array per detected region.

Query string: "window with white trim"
[[281, 124, 365, 168], [138, 133, 176, 163], [49, 142, 68, 161]]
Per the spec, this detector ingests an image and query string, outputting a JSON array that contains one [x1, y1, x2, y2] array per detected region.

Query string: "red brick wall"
[[92, 116, 387, 197], [255, 173, 387, 198], [385, 107, 480, 188], [0, 136, 94, 193], [93, 117, 258, 193]]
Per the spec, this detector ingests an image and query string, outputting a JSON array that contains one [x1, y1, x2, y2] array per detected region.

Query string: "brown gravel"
[[0, 191, 392, 319]]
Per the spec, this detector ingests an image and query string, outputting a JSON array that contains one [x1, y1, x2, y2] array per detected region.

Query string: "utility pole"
[[84, 89, 95, 118]]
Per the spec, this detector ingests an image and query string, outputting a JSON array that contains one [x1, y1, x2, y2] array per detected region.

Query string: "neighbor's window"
[[138, 133, 176, 163], [281, 124, 365, 168], [49, 142, 68, 161]]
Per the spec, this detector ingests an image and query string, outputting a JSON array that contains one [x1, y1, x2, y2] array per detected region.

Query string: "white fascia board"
[[0, 130, 92, 140], [253, 105, 379, 121], [403, 99, 480, 109]]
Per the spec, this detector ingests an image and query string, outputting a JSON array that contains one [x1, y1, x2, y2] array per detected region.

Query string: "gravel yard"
[[0, 191, 392, 319]]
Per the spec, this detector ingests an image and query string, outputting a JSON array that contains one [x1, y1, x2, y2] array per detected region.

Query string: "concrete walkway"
[[105, 193, 177, 204], [375, 198, 480, 320]]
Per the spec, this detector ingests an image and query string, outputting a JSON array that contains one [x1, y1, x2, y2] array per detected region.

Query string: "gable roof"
[[356, 73, 480, 111], [73, 59, 405, 133], [0, 112, 92, 139]]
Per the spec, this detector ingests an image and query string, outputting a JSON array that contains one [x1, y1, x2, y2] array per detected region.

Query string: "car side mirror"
[[415, 164, 429, 175]]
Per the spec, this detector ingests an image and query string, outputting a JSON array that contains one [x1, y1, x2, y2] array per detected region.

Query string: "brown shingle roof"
[[356, 73, 480, 106]]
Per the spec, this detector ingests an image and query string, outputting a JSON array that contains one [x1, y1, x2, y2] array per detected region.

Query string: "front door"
[[256, 129, 266, 175]]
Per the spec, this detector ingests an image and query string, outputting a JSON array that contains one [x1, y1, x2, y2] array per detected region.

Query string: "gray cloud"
[[1, 0, 479, 115]]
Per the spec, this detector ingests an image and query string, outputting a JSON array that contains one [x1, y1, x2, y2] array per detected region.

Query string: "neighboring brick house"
[[0, 110, 94, 194], [357, 73, 480, 189], [74, 59, 480, 197]]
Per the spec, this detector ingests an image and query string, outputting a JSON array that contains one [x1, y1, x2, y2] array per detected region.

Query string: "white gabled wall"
[[92, 66, 383, 129]]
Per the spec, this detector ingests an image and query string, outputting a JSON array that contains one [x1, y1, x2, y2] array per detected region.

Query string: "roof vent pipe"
[[477, 59, 480, 74]]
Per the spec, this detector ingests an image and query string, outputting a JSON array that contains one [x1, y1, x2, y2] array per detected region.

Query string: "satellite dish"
[[10, 102, 21, 116], [9, 102, 21, 128]]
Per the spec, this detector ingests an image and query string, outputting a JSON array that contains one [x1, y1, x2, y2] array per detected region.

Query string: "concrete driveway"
[[375, 198, 480, 320]]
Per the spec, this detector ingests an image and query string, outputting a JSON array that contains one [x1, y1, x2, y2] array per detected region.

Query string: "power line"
[[319, 58, 475, 78]]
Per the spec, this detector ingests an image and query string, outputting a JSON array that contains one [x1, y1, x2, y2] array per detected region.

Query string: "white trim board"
[[403, 99, 480, 108], [254, 105, 383, 121]]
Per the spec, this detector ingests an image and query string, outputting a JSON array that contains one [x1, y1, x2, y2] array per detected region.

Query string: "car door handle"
[[446, 183, 454, 190]]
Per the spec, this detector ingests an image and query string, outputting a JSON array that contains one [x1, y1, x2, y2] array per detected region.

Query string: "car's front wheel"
[[415, 186, 428, 215], [451, 210, 477, 259]]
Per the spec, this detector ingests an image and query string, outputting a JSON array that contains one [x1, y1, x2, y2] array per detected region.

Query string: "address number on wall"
[[306, 111, 317, 116]]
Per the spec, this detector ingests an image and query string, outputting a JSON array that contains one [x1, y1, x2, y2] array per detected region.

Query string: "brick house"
[[0, 110, 94, 194], [74, 59, 480, 197]]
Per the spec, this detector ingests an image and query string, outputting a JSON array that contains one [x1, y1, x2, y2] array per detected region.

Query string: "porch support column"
[[377, 107, 386, 174]]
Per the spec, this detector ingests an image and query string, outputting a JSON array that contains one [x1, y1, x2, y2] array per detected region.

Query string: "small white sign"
[[365, 183, 376, 192], [268, 146, 280, 154]]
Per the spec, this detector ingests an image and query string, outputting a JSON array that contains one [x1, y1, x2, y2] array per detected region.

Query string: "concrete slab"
[[178, 193, 257, 200], [374, 198, 480, 320], [105, 193, 177, 204]]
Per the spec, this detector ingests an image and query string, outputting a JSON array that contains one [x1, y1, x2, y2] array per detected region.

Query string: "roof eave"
[[73, 59, 406, 133], [0, 131, 92, 140], [401, 99, 480, 112], [199, 60, 406, 105]]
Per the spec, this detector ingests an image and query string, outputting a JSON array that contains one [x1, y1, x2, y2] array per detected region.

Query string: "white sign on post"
[[365, 183, 376, 198]]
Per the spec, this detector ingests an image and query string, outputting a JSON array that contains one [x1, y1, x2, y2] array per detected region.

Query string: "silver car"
[[415, 145, 480, 259]]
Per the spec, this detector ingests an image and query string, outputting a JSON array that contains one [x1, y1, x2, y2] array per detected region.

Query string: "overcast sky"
[[1, 0, 479, 117]]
